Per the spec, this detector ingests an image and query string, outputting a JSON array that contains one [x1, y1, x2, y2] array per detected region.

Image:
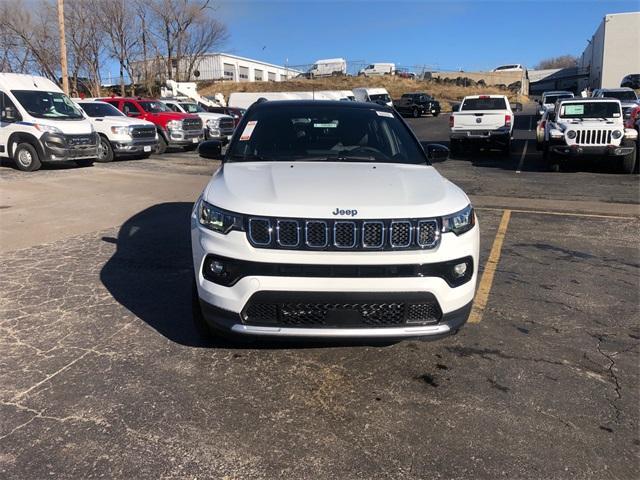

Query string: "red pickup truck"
[[99, 97, 203, 154]]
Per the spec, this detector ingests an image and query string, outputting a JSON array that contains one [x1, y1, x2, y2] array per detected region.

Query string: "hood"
[[196, 112, 233, 121], [204, 162, 470, 219], [561, 118, 620, 128], [148, 111, 199, 121], [36, 119, 93, 134], [90, 116, 155, 127]]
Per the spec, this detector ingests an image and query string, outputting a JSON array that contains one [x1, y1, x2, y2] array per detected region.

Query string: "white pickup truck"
[[162, 99, 235, 143], [449, 95, 514, 155], [541, 98, 637, 173], [76, 100, 158, 162]]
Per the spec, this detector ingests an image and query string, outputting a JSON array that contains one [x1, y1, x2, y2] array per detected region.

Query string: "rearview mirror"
[[198, 140, 222, 160], [426, 143, 449, 162]]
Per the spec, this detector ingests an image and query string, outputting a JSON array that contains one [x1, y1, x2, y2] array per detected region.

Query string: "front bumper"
[[191, 214, 479, 339], [550, 144, 633, 157], [167, 129, 203, 146], [41, 132, 99, 161], [112, 137, 158, 154]]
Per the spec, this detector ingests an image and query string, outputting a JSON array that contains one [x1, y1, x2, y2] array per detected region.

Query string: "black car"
[[621, 74, 640, 89], [393, 92, 441, 118]]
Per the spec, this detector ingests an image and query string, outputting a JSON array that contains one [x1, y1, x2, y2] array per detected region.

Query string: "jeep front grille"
[[575, 129, 612, 145], [247, 217, 440, 251]]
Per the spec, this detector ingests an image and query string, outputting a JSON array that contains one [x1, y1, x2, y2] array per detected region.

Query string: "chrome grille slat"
[[247, 217, 441, 251]]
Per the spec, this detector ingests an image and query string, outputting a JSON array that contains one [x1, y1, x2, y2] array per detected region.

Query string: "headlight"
[[34, 123, 62, 134], [612, 130, 622, 139], [206, 118, 220, 128], [110, 126, 130, 136], [442, 204, 475, 236], [199, 200, 243, 234], [566, 130, 576, 139], [166, 119, 182, 130]]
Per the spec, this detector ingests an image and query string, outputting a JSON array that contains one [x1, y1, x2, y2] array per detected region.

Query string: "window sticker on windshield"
[[240, 121, 257, 141], [564, 105, 584, 115], [376, 111, 394, 118], [313, 122, 338, 128]]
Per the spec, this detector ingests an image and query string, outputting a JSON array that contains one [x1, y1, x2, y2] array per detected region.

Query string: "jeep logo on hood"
[[332, 208, 358, 217]]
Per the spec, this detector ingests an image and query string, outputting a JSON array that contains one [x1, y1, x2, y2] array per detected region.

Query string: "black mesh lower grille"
[[243, 293, 442, 328]]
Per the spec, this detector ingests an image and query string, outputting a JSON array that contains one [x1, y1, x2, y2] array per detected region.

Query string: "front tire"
[[449, 138, 461, 158], [621, 140, 637, 174], [14, 143, 42, 172], [156, 135, 168, 155], [96, 135, 114, 162], [75, 159, 94, 168], [412, 107, 420, 118]]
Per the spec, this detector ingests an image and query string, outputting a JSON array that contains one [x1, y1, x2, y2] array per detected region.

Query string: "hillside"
[[198, 76, 528, 111]]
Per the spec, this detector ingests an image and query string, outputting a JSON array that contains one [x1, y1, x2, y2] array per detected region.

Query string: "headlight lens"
[[566, 130, 576, 139], [199, 200, 243, 234], [34, 123, 62, 134], [612, 130, 622, 139], [206, 118, 220, 128], [166, 119, 182, 130], [442, 204, 475, 236], [110, 126, 130, 135]]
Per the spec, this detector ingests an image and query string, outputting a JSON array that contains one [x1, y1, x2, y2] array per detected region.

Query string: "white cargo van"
[[307, 58, 347, 78], [0, 73, 98, 171], [358, 63, 395, 76], [352, 87, 393, 107]]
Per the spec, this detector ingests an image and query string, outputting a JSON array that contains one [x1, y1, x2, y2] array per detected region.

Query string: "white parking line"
[[516, 140, 529, 173]]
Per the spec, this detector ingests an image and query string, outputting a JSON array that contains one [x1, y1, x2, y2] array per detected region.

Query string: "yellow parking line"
[[469, 209, 511, 324], [476, 207, 637, 220]]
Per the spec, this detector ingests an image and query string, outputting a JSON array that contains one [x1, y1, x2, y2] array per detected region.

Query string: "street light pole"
[[57, 0, 69, 94]]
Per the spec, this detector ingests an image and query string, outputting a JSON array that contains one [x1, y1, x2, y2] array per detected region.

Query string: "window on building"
[[239, 66, 249, 82], [223, 63, 235, 80], [268, 72, 276, 81], [254, 69, 263, 81]]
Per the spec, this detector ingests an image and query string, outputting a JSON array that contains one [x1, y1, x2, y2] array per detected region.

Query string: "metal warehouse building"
[[132, 53, 299, 83], [578, 12, 640, 89]]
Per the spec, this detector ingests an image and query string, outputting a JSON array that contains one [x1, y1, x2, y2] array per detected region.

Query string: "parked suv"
[[76, 100, 158, 162], [592, 88, 639, 119], [0, 73, 98, 171], [394, 92, 441, 118], [99, 97, 203, 154], [542, 98, 637, 173], [162, 98, 235, 143], [191, 100, 479, 341]]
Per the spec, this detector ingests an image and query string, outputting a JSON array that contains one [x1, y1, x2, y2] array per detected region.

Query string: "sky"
[[209, 0, 640, 73]]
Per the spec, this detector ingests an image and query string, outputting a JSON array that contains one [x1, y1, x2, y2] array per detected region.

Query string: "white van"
[[0, 73, 98, 171], [352, 87, 393, 107], [358, 63, 395, 76], [307, 58, 347, 78]]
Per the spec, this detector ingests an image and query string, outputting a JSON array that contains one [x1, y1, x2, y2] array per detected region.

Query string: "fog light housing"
[[453, 262, 468, 277], [209, 260, 225, 275]]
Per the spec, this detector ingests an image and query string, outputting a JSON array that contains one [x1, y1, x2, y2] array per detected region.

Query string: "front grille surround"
[[131, 126, 156, 139], [182, 117, 203, 131], [574, 129, 613, 146], [247, 216, 442, 251]]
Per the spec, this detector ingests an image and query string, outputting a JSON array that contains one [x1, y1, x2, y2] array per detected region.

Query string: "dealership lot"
[[1, 106, 638, 478]]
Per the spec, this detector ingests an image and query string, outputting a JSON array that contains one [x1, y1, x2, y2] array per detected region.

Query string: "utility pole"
[[57, 0, 69, 94]]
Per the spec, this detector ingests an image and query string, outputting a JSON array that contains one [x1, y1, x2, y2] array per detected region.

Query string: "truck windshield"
[[461, 98, 507, 110], [602, 91, 637, 101], [12, 90, 84, 120], [227, 105, 427, 165], [139, 101, 172, 113], [559, 102, 621, 119], [544, 94, 573, 104], [79, 102, 125, 117], [180, 103, 205, 113], [369, 94, 391, 103]]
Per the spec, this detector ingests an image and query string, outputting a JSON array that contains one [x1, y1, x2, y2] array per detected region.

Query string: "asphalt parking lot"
[[1, 104, 639, 479]]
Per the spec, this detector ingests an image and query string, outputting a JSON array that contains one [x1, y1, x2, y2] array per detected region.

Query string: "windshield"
[[461, 97, 507, 110], [180, 103, 204, 113], [602, 91, 638, 101], [544, 94, 573, 104], [12, 90, 84, 120], [79, 102, 124, 118], [369, 94, 391, 102], [139, 101, 172, 113], [227, 105, 427, 165], [559, 102, 621, 119]]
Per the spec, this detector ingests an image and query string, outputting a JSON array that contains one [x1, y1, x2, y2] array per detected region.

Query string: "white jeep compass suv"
[[191, 100, 479, 340]]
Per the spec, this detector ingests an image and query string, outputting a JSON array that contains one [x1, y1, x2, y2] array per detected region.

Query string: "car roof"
[[249, 100, 393, 110], [402, 92, 429, 95], [558, 97, 621, 103], [598, 87, 634, 92], [99, 97, 158, 101], [543, 91, 573, 95]]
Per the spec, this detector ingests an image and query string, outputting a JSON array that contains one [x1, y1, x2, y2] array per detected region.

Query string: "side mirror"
[[198, 140, 222, 160], [126, 111, 140, 117], [2, 106, 17, 121], [426, 143, 449, 162], [510, 102, 523, 112]]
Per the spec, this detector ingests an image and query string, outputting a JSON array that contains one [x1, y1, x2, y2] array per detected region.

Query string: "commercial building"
[[131, 53, 299, 83], [578, 12, 640, 89]]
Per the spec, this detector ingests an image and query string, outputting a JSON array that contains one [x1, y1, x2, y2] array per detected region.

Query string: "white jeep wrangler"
[[190, 100, 479, 342], [543, 98, 637, 173]]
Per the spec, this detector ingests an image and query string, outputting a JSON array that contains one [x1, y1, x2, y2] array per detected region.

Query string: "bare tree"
[[535, 55, 579, 70]]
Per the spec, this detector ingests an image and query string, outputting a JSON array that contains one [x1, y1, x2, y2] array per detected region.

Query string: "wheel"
[[501, 138, 511, 157], [96, 135, 114, 162], [156, 135, 168, 155], [411, 107, 420, 118], [14, 143, 42, 172], [449, 139, 461, 158], [620, 140, 637, 174], [191, 279, 236, 343], [543, 143, 560, 171], [75, 159, 94, 168]]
